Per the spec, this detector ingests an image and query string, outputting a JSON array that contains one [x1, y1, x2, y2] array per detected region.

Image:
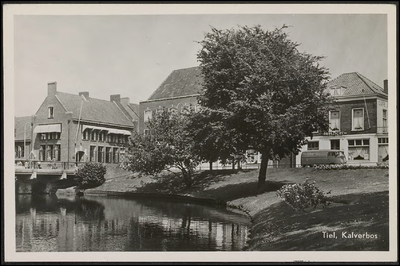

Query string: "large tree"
[[122, 108, 200, 188], [196, 25, 332, 191]]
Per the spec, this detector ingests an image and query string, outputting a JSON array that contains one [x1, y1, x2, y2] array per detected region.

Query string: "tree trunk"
[[257, 150, 269, 193], [209, 161, 213, 170], [232, 157, 235, 170]]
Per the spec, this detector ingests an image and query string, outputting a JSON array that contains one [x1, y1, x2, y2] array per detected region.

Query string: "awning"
[[108, 129, 131, 135], [82, 125, 110, 132], [33, 124, 61, 133], [82, 125, 131, 135]]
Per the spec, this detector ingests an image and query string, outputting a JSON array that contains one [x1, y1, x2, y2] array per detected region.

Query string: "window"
[[46, 145, 53, 161], [54, 145, 61, 161], [98, 146, 104, 163], [106, 147, 112, 163], [329, 111, 340, 131], [307, 141, 319, 150], [48, 107, 54, 119], [144, 109, 152, 122], [352, 108, 364, 131], [40, 133, 47, 140], [90, 146, 96, 162], [348, 139, 369, 160], [330, 139, 340, 150], [39, 145, 45, 161], [113, 147, 119, 163], [378, 138, 389, 162], [382, 109, 387, 133], [83, 129, 90, 141]]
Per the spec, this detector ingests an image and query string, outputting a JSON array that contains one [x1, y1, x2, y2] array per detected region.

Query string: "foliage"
[[196, 24, 332, 190], [312, 163, 389, 170], [122, 108, 200, 188], [276, 181, 330, 212], [186, 108, 245, 168], [75, 162, 107, 190]]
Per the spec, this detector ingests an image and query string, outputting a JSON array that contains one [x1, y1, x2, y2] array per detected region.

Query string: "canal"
[[15, 194, 251, 252]]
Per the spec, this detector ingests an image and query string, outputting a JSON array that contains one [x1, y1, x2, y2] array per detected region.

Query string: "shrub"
[[75, 162, 107, 190], [276, 180, 330, 212]]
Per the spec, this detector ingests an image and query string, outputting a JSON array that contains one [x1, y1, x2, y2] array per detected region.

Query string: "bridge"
[[15, 160, 83, 194]]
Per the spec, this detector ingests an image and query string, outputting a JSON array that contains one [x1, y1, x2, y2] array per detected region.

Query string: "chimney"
[[48, 82, 57, 96], [110, 94, 120, 102], [383, 79, 388, 94], [79, 91, 89, 99], [121, 97, 130, 105]]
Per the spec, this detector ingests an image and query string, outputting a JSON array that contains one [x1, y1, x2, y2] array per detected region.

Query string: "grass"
[[83, 166, 389, 251]]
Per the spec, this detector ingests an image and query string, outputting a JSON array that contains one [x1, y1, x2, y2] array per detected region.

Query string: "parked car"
[[301, 149, 347, 167]]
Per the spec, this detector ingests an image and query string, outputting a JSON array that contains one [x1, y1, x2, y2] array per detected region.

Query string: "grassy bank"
[[84, 167, 389, 251]]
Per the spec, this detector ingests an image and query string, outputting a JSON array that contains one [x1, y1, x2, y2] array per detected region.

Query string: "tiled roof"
[[127, 103, 139, 120], [327, 72, 386, 97], [15, 116, 32, 141], [56, 92, 134, 127], [148, 66, 203, 100]]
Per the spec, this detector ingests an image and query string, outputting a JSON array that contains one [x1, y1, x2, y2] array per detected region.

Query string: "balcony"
[[377, 127, 388, 134]]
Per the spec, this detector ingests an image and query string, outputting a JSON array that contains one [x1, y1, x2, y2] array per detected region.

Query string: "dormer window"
[[330, 86, 346, 96], [48, 107, 54, 119]]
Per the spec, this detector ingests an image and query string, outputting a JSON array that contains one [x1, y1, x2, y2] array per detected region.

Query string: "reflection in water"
[[16, 195, 250, 251]]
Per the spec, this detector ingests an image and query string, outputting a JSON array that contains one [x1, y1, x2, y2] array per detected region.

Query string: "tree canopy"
[[122, 108, 200, 188], [196, 25, 332, 191]]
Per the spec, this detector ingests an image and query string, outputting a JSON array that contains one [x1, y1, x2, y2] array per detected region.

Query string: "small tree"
[[197, 25, 332, 192], [75, 162, 107, 190], [122, 108, 200, 188]]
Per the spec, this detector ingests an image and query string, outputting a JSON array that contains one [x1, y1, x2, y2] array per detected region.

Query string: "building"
[[139, 66, 202, 134], [139, 67, 388, 168], [21, 82, 139, 166], [14, 116, 34, 161], [295, 72, 389, 166]]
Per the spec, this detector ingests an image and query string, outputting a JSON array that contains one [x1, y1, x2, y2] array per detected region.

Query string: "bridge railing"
[[15, 159, 87, 171]]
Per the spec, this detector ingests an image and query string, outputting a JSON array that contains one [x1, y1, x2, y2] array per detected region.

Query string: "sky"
[[12, 10, 388, 117]]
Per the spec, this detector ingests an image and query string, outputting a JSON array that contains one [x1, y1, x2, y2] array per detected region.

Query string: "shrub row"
[[312, 163, 389, 170]]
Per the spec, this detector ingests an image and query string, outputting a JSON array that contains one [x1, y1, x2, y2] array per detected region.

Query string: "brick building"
[[14, 116, 34, 160], [139, 66, 202, 134], [295, 72, 389, 166], [20, 82, 139, 166]]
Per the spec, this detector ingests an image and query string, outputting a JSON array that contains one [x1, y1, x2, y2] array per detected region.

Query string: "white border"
[[3, 3, 397, 263]]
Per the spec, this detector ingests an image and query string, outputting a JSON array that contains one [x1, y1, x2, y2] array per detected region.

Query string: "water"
[[15, 194, 251, 252]]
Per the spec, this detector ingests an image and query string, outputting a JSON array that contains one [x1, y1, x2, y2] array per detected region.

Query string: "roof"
[[119, 100, 139, 121], [148, 66, 203, 100], [56, 92, 134, 127], [15, 116, 32, 141], [327, 72, 386, 97]]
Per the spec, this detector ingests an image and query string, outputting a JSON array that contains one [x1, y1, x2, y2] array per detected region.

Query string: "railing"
[[15, 159, 86, 171], [377, 127, 388, 134]]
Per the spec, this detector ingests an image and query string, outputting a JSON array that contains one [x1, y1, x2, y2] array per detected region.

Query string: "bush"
[[276, 180, 330, 212], [75, 162, 107, 190]]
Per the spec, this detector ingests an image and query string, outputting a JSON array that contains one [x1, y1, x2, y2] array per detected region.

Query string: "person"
[[24, 161, 29, 169], [37, 161, 42, 169]]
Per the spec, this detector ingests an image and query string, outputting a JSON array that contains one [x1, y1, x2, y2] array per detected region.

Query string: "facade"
[[14, 116, 34, 161], [139, 66, 202, 134], [19, 82, 139, 166], [295, 72, 389, 166]]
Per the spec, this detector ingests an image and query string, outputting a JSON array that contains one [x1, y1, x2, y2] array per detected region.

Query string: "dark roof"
[[327, 72, 386, 97], [148, 66, 203, 100], [127, 103, 139, 120], [56, 92, 134, 127], [15, 116, 32, 141]]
